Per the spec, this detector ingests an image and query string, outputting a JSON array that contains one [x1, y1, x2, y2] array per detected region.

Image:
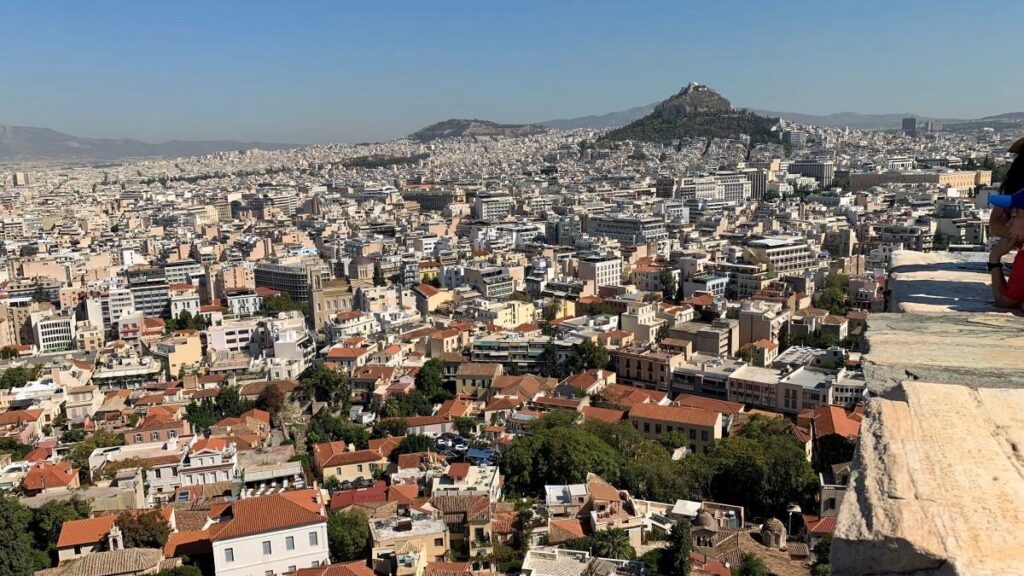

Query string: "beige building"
[[370, 513, 450, 576], [849, 168, 991, 191], [611, 347, 686, 391], [314, 441, 389, 483], [628, 403, 723, 454], [150, 331, 202, 377]]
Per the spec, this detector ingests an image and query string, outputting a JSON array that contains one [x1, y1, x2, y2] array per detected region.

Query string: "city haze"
[[0, 0, 1020, 144]]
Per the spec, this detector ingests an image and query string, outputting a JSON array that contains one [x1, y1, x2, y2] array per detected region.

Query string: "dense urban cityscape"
[[2, 4, 1023, 576]]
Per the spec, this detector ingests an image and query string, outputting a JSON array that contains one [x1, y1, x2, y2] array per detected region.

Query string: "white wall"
[[212, 521, 329, 576]]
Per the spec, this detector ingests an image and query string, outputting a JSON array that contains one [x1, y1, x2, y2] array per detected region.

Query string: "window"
[[134, 433, 143, 443], [265, 571, 275, 576], [311, 561, 319, 568], [151, 432, 160, 441], [309, 531, 319, 546], [288, 568, 296, 574], [689, 429, 696, 440], [286, 536, 295, 550], [224, 548, 234, 563], [434, 538, 445, 546], [262, 541, 272, 555], [701, 430, 709, 442]]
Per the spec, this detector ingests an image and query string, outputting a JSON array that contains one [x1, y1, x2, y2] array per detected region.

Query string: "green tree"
[[68, 430, 125, 484], [306, 411, 370, 449], [425, 276, 442, 288], [1, 366, 37, 389], [691, 415, 817, 518], [499, 415, 623, 496], [814, 273, 850, 316], [217, 386, 255, 418], [301, 364, 351, 405], [453, 416, 476, 436], [0, 438, 34, 460], [327, 509, 371, 562], [590, 528, 636, 560], [509, 291, 532, 303], [0, 347, 21, 359], [659, 268, 677, 302], [733, 553, 768, 576], [117, 510, 172, 548], [415, 358, 448, 402], [388, 434, 435, 463], [662, 520, 693, 576], [184, 397, 220, 431], [0, 496, 38, 576], [31, 497, 91, 560], [158, 567, 204, 576], [568, 339, 609, 374], [542, 300, 562, 322], [639, 549, 664, 575], [812, 533, 833, 575], [382, 390, 434, 418], [538, 341, 564, 378], [372, 418, 409, 438], [262, 293, 306, 315], [372, 266, 386, 287]]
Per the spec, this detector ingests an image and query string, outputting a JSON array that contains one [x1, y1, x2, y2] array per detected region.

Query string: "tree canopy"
[[327, 509, 371, 562], [301, 364, 351, 405], [387, 434, 435, 463], [117, 510, 172, 548]]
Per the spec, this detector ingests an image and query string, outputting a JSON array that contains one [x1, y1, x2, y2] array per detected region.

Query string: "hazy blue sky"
[[0, 0, 1019, 144]]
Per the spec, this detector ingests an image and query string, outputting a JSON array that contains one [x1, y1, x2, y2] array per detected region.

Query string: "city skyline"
[[1, 0, 1021, 144]]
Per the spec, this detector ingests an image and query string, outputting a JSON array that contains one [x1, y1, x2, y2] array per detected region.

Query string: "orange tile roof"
[[23, 460, 78, 492], [629, 403, 720, 428], [291, 561, 375, 576], [581, 406, 624, 424], [57, 515, 116, 548], [208, 489, 325, 542], [314, 443, 385, 468], [674, 394, 744, 415]]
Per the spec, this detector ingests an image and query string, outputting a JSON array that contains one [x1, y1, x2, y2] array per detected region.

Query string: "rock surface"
[[833, 380, 1024, 575], [887, 250, 1003, 314], [861, 312, 1024, 392]]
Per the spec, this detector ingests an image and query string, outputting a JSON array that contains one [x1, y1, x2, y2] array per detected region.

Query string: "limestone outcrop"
[[832, 380, 1024, 575]]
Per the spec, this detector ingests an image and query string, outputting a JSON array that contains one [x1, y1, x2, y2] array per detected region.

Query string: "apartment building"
[[627, 403, 722, 454], [209, 490, 330, 576]]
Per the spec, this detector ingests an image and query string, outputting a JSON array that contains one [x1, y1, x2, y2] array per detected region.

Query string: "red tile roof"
[[23, 460, 78, 492], [208, 489, 325, 541], [581, 406, 624, 424], [629, 403, 720, 428], [290, 561, 375, 576], [57, 515, 116, 548]]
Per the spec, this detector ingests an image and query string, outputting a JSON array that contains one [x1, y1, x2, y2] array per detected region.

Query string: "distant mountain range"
[[410, 119, 546, 141], [538, 102, 1024, 131], [0, 125, 294, 162], [540, 103, 656, 130], [600, 83, 779, 145]]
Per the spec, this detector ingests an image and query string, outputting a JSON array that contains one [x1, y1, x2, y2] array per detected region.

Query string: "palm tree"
[[591, 528, 636, 560]]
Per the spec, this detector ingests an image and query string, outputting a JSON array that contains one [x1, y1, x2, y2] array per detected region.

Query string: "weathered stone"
[[887, 250, 999, 314], [832, 380, 1024, 575], [862, 312, 1024, 392]]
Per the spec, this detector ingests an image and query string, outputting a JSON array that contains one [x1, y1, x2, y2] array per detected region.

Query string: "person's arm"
[[991, 207, 1012, 238], [990, 237, 1021, 308]]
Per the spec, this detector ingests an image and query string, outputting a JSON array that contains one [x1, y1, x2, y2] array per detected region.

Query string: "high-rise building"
[[473, 192, 515, 221], [254, 257, 331, 309], [902, 117, 917, 137], [788, 160, 836, 188], [125, 268, 170, 318]]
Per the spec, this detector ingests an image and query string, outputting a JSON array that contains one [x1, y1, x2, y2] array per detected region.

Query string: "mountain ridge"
[[411, 119, 546, 141], [0, 124, 295, 162], [601, 83, 778, 144]]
